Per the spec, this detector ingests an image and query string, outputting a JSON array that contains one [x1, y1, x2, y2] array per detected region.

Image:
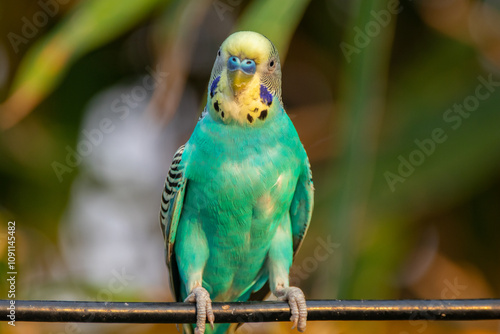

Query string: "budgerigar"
[[159, 31, 314, 334]]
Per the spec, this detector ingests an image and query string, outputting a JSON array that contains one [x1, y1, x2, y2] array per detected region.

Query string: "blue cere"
[[240, 59, 256, 75], [260, 84, 273, 106], [228, 56, 240, 71], [210, 76, 220, 98], [228, 56, 256, 75]]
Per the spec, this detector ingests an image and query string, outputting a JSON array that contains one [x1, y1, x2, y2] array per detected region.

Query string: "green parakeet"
[[160, 31, 314, 334]]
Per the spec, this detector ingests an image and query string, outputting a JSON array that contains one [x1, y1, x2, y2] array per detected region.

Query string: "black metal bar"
[[1, 299, 500, 323]]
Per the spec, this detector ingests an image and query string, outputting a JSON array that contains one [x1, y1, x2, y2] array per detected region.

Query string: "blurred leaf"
[[0, 0, 169, 129], [327, 0, 396, 298]]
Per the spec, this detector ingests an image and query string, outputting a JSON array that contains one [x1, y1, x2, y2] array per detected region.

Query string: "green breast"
[[180, 106, 305, 299]]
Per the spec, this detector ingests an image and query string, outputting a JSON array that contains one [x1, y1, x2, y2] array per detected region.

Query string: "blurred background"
[[1, 0, 500, 333]]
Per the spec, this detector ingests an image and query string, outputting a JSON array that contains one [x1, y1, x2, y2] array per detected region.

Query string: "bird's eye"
[[217, 49, 221, 57], [268, 58, 276, 72]]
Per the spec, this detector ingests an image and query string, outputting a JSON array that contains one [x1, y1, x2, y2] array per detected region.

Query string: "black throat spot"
[[258, 109, 268, 120]]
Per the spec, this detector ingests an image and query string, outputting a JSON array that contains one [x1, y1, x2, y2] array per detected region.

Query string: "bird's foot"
[[184, 286, 215, 334], [275, 286, 307, 332]]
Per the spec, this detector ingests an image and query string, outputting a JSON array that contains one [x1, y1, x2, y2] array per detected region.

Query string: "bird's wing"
[[290, 157, 314, 257], [159, 144, 187, 302]]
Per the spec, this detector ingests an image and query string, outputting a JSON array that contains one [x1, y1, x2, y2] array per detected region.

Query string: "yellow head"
[[207, 31, 282, 126]]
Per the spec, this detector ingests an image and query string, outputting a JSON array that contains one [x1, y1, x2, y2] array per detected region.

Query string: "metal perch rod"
[[1, 299, 499, 323]]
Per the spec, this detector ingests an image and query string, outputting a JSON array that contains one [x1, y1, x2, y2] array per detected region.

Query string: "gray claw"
[[275, 286, 307, 332], [184, 286, 214, 334]]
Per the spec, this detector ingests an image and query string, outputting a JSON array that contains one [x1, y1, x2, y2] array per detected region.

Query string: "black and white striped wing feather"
[[159, 144, 187, 301]]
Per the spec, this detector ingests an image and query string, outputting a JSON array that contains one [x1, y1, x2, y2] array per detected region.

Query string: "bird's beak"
[[229, 70, 253, 93], [227, 56, 256, 95]]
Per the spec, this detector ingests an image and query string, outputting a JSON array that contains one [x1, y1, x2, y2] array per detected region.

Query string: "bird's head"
[[207, 31, 282, 126]]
